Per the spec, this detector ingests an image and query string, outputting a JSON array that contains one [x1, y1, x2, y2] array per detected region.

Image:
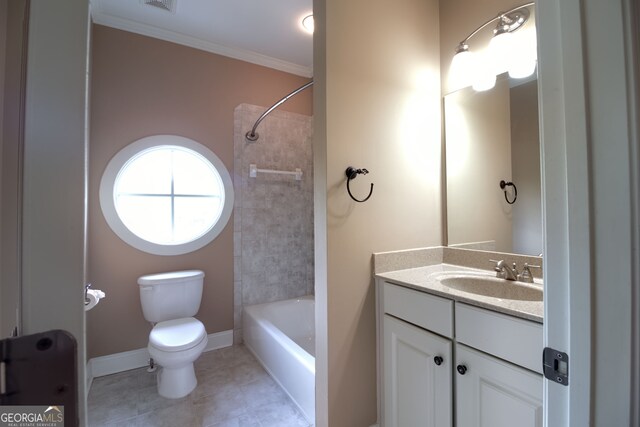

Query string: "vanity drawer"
[[383, 282, 454, 338], [455, 303, 543, 373]]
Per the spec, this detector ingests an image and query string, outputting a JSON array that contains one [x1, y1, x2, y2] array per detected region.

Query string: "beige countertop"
[[376, 263, 544, 323]]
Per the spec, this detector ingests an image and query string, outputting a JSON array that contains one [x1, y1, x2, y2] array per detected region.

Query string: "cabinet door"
[[383, 314, 452, 427], [455, 344, 543, 427]]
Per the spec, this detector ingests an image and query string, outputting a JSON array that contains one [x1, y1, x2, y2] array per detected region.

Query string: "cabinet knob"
[[434, 356, 443, 366], [456, 364, 468, 375]]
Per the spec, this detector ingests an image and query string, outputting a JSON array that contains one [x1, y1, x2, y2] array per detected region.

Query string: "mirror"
[[444, 73, 542, 256]]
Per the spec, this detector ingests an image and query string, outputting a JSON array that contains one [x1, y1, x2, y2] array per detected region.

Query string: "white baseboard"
[[86, 358, 94, 393], [87, 329, 233, 381], [202, 330, 233, 353], [88, 345, 151, 379]]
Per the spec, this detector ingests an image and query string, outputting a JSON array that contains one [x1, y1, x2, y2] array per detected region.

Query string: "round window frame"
[[99, 135, 234, 256]]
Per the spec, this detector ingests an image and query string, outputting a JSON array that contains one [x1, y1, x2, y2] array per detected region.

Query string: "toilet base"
[[146, 321, 208, 399], [156, 363, 197, 399]]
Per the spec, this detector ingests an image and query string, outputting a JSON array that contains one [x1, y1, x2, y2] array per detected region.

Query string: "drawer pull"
[[434, 356, 444, 366], [456, 364, 468, 375]]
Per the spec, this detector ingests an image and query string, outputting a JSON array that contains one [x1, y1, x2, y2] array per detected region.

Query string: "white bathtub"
[[243, 295, 315, 423]]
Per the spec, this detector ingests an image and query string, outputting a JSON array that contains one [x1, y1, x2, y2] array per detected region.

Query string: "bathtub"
[[243, 295, 315, 423]]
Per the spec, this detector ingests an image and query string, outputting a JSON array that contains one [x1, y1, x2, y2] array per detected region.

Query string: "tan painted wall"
[[317, 0, 442, 424], [88, 25, 312, 358]]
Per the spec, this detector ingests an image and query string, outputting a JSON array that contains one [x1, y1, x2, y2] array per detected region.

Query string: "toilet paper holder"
[[84, 283, 92, 305], [84, 283, 106, 311]]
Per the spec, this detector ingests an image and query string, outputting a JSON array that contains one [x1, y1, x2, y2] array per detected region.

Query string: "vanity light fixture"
[[450, 2, 536, 91], [302, 14, 314, 34]]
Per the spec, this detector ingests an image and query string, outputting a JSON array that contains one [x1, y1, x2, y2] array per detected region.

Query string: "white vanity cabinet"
[[381, 282, 454, 426], [383, 315, 452, 427], [455, 344, 543, 427], [378, 281, 543, 427]]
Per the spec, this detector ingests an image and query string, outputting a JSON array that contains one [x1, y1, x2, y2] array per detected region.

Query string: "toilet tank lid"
[[138, 270, 205, 285]]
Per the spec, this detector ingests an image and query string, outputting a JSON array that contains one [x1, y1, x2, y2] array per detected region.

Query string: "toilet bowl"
[[148, 317, 208, 399], [138, 270, 207, 399]]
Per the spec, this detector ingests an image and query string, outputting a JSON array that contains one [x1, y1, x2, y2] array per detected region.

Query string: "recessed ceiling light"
[[302, 14, 314, 34]]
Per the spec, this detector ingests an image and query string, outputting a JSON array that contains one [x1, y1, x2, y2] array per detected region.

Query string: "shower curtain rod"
[[245, 80, 314, 142]]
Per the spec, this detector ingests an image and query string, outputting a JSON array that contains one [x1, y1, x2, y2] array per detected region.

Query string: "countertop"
[[376, 263, 543, 323]]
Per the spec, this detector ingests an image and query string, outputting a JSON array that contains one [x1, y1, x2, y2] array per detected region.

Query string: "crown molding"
[[91, 11, 313, 78]]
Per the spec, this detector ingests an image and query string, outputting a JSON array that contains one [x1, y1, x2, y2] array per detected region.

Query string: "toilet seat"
[[149, 317, 206, 352]]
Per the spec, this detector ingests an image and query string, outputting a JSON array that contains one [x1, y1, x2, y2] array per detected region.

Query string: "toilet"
[[138, 270, 208, 399]]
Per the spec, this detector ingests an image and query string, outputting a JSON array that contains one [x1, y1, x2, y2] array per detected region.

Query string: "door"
[[0, 0, 29, 339], [383, 314, 452, 427], [455, 344, 542, 427]]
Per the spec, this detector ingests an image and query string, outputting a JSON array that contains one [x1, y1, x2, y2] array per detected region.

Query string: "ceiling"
[[90, 0, 314, 77]]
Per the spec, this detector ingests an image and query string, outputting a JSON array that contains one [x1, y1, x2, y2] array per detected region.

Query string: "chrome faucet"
[[490, 259, 518, 281]]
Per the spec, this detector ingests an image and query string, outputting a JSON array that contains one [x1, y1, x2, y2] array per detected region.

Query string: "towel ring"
[[346, 167, 374, 203], [499, 180, 517, 205]]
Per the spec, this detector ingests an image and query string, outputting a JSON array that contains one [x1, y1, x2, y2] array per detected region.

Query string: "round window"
[[100, 135, 234, 255]]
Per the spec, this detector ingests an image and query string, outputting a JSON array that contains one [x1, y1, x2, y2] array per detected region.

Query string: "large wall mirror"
[[444, 72, 542, 256]]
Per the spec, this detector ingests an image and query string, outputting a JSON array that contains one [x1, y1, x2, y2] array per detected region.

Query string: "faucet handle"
[[517, 263, 540, 283]]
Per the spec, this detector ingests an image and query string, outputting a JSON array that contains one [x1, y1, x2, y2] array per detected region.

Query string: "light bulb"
[[508, 57, 536, 79], [508, 27, 537, 78], [472, 51, 496, 91], [450, 49, 475, 90], [472, 72, 496, 91], [302, 15, 314, 34], [488, 30, 515, 76]]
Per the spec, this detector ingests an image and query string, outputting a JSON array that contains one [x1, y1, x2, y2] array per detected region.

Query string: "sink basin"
[[433, 273, 543, 302]]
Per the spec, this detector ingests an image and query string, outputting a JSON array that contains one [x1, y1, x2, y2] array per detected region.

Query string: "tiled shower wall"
[[233, 104, 314, 342]]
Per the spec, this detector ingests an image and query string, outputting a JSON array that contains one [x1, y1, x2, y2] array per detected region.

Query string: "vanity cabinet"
[[383, 314, 452, 427], [378, 281, 543, 427], [455, 344, 543, 427]]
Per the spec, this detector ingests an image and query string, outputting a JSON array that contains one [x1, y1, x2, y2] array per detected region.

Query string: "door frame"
[[538, 0, 639, 424], [626, 0, 640, 424], [21, 0, 90, 424]]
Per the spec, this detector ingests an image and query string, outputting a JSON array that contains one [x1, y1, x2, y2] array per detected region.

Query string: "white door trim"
[[22, 0, 90, 423], [623, 0, 640, 424], [537, 0, 591, 424], [539, 0, 639, 425]]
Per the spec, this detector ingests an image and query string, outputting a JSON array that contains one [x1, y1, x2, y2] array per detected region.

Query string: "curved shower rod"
[[245, 80, 314, 142]]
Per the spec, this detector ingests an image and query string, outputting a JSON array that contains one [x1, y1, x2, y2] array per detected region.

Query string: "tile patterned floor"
[[87, 345, 312, 427]]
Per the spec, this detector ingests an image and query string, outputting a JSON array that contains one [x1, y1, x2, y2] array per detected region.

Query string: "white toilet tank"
[[138, 270, 205, 323]]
